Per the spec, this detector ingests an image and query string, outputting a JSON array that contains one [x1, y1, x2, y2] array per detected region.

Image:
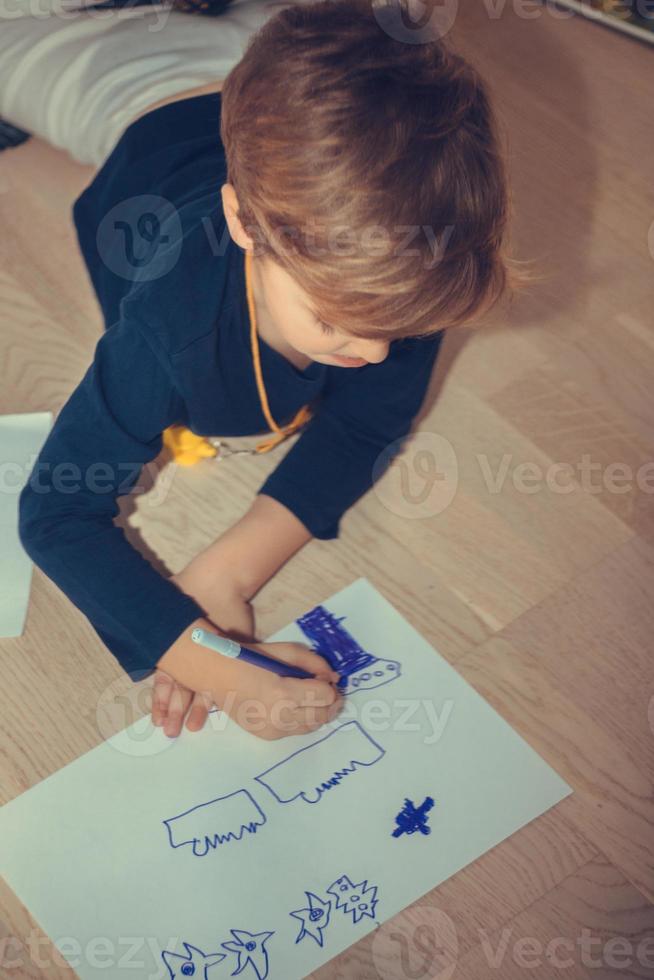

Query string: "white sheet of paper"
[[0, 411, 53, 637], [0, 579, 572, 980]]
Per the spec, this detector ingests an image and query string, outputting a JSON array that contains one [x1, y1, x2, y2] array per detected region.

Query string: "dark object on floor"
[[89, 0, 236, 12], [0, 0, 237, 153], [170, 0, 236, 14], [0, 119, 31, 151]]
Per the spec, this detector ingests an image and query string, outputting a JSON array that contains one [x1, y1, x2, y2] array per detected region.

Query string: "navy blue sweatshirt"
[[18, 93, 444, 680]]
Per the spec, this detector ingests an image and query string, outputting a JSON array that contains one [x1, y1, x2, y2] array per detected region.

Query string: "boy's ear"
[[221, 182, 255, 251]]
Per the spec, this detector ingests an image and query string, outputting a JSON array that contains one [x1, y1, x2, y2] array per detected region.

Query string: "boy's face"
[[221, 182, 390, 369], [252, 254, 390, 369]]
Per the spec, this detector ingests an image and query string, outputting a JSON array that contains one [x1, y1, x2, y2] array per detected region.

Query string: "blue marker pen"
[[191, 627, 318, 681]]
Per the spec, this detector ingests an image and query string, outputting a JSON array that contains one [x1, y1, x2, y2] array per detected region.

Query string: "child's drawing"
[[290, 891, 332, 947], [221, 928, 274, 980], [391, 796, 435, 838], [254, 721, 385, 805], [163, 789, 266, 857], [296, 606, 402, 695], [161, 941, 225, 979], [0, 579, 575, 980], [327, 875, 379, 924]]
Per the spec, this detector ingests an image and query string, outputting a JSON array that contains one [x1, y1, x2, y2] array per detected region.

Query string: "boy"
[[17, 0, 521, 742]]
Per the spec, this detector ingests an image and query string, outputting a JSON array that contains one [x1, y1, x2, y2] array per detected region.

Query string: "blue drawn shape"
[[290, 891, 332, 947], [221, 928, 274, 980], [392, 796, 435, 838], [327, 875, 379, 924], [254, 721, 385, 805], [296, 605, 401, 695], [163, 789, 266, 857], [161, 942, 225, 979]]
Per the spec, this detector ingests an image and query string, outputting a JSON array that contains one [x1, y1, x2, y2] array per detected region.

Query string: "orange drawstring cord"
[[163, 249, 312, 465]]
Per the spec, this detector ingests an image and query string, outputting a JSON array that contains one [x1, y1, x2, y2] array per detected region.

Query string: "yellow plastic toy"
[[162, 425, 218, 467]]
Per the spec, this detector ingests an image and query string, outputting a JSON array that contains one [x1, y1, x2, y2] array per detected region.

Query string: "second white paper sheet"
[[0, 411, 53, 637]]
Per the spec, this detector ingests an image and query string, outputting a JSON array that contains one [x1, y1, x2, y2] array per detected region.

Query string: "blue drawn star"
[[161, 941, 225, 979], [221, 928, 274, 980], [290, 891, 332, 946]]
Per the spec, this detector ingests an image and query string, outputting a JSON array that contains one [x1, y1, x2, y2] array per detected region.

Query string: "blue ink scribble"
[[255, 721, 385, 805], [327, 875, 379, 924], [221, 928, 274, 980], [290, 892, 332, 947], [163, 789, 266, 857], [296, 606, 401, 695], [392, 796, 435, 838], [161, 941, 225, 979]]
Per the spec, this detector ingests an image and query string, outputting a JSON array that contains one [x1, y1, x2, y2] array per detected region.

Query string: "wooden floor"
[[1, 2, 654, 977]]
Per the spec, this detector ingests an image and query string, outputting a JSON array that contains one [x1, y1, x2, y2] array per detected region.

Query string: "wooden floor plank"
[[458, 637, 654, 901], [453, 855, 654, 980]]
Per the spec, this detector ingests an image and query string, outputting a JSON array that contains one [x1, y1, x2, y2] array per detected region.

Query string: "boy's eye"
[[316, 318, 335, 335]]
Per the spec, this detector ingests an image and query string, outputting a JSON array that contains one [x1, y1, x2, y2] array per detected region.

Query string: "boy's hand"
[[152, 638, 342, 739], [219, 640, 343, 740], [157, 497, 340, 739], [151, 569, 255, 738], [152, 562, 254, 738], [152, 620, 342, 739]]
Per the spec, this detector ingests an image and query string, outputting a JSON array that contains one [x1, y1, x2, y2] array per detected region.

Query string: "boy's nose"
[[355, 339, 390, 363]]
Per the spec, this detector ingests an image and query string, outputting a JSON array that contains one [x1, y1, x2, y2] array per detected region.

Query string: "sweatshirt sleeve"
[[258, 331, 445, 539], [18, 315, 206, 681]]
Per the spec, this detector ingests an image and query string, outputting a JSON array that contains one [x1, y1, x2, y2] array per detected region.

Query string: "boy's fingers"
[[151, 671, 175, 724], [185, 691, 212, 732], [287, 678, 342, 708], [255, 694, 344, 739], [163, 683, 193, 737], [299, 649, 340, 683], [262, 642, 340, 684]]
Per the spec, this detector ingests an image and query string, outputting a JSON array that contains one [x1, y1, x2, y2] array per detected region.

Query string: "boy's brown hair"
[[220, 0, 531, 338]]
